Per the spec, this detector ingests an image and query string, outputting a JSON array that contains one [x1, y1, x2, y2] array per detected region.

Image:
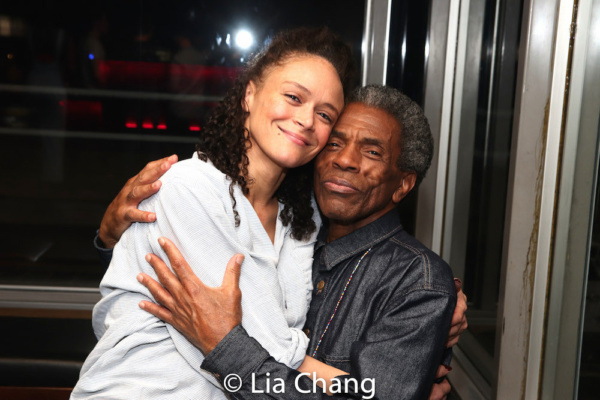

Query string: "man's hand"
[[429, 365, 452, 400], [137, 237, 244, 355], [98, 154, 178, 248], [447, 278, 468, 347]]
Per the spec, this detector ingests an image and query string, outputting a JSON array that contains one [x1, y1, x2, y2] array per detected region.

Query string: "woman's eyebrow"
[[283, 81, 341, 114], [283, 81, 311, 94]]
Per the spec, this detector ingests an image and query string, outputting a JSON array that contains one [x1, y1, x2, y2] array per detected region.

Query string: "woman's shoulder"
[[161, 154, 229, 191]]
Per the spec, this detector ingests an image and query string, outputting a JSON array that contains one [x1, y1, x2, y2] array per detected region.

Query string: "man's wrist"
[[201, 325, 270, 382]]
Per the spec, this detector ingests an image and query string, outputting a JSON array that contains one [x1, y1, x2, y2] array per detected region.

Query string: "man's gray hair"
[[347, 85, 434, 185]]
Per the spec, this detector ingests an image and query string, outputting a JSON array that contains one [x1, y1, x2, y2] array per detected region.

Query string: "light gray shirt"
[[72, 155, 318, 399]]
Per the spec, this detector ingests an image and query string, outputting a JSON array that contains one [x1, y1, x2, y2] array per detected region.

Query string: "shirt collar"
[[315, 209, 404, 271]]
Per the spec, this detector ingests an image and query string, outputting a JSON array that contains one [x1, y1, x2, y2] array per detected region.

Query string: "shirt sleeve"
[[202, 287, 454, 400], [93, 231, 113, 270]]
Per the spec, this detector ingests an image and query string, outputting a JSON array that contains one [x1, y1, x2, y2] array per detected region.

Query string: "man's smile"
[[321, 177, 360, 194]]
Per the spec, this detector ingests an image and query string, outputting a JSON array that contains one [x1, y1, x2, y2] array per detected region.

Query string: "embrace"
[[73, 27, 467, 400]]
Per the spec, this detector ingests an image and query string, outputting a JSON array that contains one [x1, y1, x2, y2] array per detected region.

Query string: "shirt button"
[[303, 328, 310, 337], [317, 280, 325, 290]]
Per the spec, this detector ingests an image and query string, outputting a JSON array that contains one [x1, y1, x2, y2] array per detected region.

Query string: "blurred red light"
[[189, 125, 201, 132], [142, 122, 154, 129], [157, 123, 167, 130], [125, 121, 137, 129]]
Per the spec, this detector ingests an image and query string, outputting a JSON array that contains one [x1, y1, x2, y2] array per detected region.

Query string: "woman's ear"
[[242, 81, 256, 112]]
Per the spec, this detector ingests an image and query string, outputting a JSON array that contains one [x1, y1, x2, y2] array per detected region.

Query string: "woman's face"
[[243, 54, 345, 171]]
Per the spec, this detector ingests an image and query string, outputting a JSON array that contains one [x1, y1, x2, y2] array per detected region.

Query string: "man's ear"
[[392, 172, 417, 204], [242, 81, 256, 112]]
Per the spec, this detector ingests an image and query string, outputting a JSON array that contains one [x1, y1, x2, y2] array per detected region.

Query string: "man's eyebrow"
[[361, 137, 384, 147], [283, 81, 341, 115], [329, 130, 347, 139]]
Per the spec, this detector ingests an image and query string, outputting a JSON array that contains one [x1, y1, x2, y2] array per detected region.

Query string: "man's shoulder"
[[383, 228, 455, 294]]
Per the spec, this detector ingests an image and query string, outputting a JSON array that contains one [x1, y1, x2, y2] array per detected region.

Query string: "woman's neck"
[[244, 144, 287, 243], [244, 142, 287, 208]]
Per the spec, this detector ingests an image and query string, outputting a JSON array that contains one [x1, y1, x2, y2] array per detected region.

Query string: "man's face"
[[314, 102, 416, 239]]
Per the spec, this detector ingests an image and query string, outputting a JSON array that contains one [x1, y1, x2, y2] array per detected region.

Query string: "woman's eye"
[[286, 94, 301, 102], [318, 112, 333, 123]]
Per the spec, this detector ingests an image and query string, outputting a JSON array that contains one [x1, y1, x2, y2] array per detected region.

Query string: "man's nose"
[[333, 145, 360, 171]]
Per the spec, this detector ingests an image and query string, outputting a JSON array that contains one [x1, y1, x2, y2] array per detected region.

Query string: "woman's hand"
[[98, 154, 178, 248], [137, 237, 244, 355], [447, 279, 468, 347], [429, 365, 452, 400]]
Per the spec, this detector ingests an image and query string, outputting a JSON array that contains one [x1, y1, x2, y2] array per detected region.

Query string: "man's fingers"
[[145, 253, 182, 294], [129, 181, 162, 203], [124, 208, 157, 223], [137, 272, 175, 308], [222, 254, 244, 289], [139, 300, 174, 323], [158, 237, 196, 281], [137, 155, 178, 184]]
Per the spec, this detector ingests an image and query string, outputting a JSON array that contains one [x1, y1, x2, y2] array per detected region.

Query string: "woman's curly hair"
[[197, 27, 355, 241]]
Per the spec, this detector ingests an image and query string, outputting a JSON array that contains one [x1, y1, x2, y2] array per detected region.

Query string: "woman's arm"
[[298, 355, 348, 395]]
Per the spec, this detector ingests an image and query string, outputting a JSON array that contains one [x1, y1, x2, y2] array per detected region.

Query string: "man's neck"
[[326, 206, 398, 243]]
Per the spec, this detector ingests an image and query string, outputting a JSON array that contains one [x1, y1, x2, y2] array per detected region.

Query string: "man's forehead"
[[334, 102, 401, 139]]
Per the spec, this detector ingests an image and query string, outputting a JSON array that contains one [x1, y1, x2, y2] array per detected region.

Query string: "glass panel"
[[0, 0, 365, 288], [444, 0, 523, 384], [385, 0, 430, 235], [580, 160, 600, 398]]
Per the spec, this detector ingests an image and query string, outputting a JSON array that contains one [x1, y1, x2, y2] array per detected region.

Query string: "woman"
[[72, 27, 354, 398]]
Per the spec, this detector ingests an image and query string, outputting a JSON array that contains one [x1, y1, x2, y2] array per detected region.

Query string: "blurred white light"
[[235, 30, 253, 50]]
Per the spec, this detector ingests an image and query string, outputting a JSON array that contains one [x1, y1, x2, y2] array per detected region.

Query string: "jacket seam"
[[390, 237, 432, 289]]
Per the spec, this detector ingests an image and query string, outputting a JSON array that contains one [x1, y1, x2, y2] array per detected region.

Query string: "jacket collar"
[[315, 209, 404, 271]]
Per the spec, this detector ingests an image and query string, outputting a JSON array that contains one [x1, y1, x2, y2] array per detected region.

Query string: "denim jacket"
[[201, 209, 456, 400]]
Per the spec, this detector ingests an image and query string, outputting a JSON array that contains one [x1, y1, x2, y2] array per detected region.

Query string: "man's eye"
[[368, 150, 381, 156], [327, 142, 340, 147]]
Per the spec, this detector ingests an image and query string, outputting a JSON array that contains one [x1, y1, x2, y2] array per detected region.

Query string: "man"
[[96, 85, 467, 399]]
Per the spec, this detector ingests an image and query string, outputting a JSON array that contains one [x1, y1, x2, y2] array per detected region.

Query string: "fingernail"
[[139, 301, 146, 310], [158, 237, 165, 246], [145, 254, 151, 262], [169, 154, 177, 162], [235, 254, 244, 265], [137, 273, 144, 282]]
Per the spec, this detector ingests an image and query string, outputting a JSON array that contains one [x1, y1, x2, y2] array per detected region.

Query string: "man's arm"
[[139, 239, 358, 399], [139, 239, 460, 400], [94, 155, 177, 269], [97, 154, 178, 249]]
